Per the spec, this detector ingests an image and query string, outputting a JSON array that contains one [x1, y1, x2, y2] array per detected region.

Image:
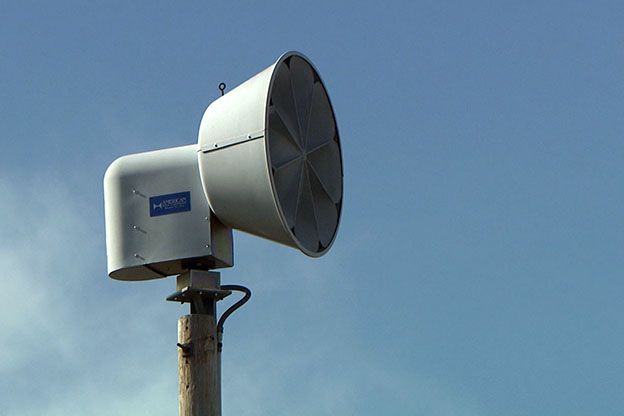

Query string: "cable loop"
[[217, 285, 251, 336]]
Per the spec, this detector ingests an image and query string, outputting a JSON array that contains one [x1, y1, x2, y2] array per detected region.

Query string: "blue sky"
[[1, 1, 623, 415]]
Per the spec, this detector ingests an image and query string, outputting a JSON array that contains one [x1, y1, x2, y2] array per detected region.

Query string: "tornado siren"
[[104, 52, 343, 281]]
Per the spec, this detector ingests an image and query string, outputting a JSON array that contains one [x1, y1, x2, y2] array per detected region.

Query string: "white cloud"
[[218, 236, 487, 416], [0, 176, 87, 372], [0, 174, 487, 416], [0, 175, 177, 415], [221, 344, 487, 416]]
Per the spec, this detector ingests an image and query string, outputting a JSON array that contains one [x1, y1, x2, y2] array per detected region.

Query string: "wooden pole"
[[178, 313, 221, 416], [169, 271, 247, 416]]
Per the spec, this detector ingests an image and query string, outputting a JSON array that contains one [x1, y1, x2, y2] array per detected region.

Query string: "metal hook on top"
[[218, 82, 226, 96]]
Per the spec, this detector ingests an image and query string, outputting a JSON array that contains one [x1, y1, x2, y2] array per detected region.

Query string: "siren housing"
[[104, 51, 343, 281]]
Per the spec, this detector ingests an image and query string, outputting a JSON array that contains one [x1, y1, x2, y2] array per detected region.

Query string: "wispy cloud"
[[221, 335, 487, 416], [219, 235, 487, 416], [0, 174, 178, 415], [0, 175, 486, 416]]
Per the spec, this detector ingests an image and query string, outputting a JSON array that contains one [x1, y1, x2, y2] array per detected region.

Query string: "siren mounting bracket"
[[167, 270, 232, 314], [166, 270, 252, 350]]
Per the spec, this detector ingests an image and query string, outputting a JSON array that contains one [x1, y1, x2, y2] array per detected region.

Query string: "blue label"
[[149, 191, 191, 217]]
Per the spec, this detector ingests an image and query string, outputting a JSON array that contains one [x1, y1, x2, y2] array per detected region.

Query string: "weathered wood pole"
[[178, 311, 220, 416]]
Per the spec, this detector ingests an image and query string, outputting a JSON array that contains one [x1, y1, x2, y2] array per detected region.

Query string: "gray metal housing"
[[104, 145, 233, 281], [198, 51, 342, 256], [103, 51, 342, 280]]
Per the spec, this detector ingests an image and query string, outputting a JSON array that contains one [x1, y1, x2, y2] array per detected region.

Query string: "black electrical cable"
[[217, 285, 251, 352]]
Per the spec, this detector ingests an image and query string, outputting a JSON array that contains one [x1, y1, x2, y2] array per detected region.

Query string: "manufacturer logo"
[[149, 191, 191, 217]]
